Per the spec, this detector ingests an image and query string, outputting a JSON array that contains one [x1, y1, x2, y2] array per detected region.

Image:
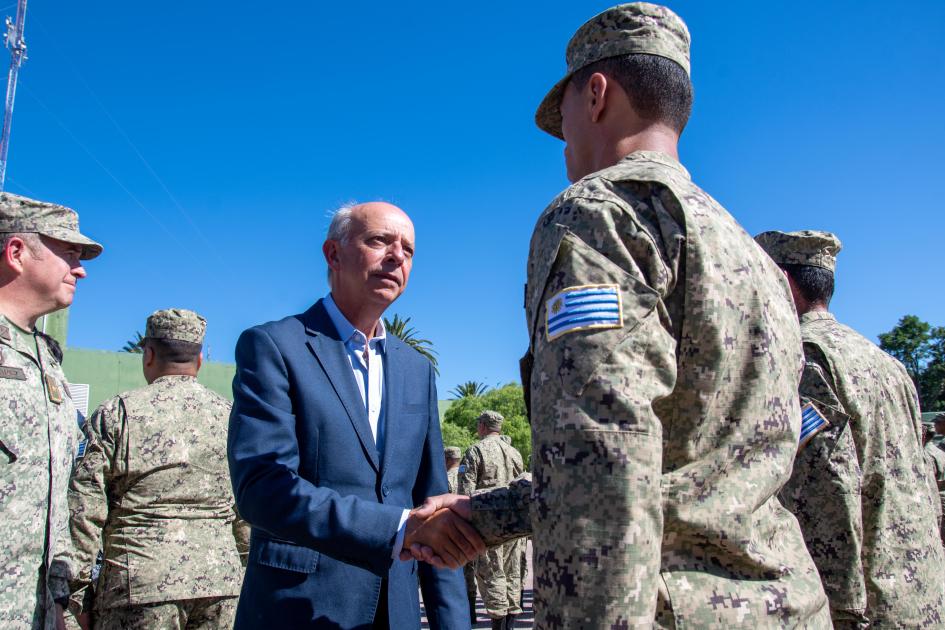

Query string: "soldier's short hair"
[[781, 263, 835, 306], [144, 337, 201, 365], [570, 54, 693, 133], [0, 232, 43, 257]]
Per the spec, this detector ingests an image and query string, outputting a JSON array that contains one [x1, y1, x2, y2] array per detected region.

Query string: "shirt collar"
[[799, 310, 836, 325], [324, 293, 387, 351], [620, 150, 691, 180]]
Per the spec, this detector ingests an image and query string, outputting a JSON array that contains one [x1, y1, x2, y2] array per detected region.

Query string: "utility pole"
[[0, 0, 28, 191]]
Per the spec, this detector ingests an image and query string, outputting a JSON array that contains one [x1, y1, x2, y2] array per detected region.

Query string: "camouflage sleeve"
[[785, 357, 867, 622], [67, 398, 120, 607], [49, 405, 87, 603], [470, 475, 533, 546], [457, 447, 480, 496], [232, 507, 251, 568]]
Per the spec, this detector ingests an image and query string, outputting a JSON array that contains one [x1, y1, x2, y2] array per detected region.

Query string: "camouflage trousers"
[[93, 597, 236, 630], [476, 538, 525, 619]]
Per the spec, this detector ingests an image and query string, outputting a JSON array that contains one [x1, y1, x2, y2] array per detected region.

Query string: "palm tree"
[[449, 381, 489, 399], [121, 331, 144, 353], [383, 314, 438, 374]]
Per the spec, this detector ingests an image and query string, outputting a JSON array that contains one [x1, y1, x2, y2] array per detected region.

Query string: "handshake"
[[401, 494, 485, 569]]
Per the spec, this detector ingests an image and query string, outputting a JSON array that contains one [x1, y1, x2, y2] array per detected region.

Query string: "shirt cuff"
[[390, 509, 411, 560]]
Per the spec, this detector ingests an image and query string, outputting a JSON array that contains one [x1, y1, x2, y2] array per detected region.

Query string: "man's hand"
[[54, 604, 67, 630], [76, 612, 92, 630], [401, 494, 479, 568], [401, 494, 482, 569]]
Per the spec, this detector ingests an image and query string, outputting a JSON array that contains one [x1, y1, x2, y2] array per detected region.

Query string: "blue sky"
[[6, 1, 944, 395]]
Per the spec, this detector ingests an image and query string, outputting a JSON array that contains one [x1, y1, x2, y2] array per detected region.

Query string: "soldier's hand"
[[76, 612, 92, 630], [402, 504, 483, 569], [54, 605, 67, 630], [410, 493, 473, 520]]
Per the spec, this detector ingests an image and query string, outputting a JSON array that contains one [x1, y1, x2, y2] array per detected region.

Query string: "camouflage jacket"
[[68, 375, 248, 610], [458, 434, 524, 497], [471, 151, 830, 628], [790, 311, 945, 626], [446, 466, 459, 494], [0, 314, 80, 630]]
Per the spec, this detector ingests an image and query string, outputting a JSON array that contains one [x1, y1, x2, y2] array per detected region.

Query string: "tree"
[[442, 383, 532, 467], [121, 331, 144, 353], [879, 315, 945, 411], [449, 380, 489, 399], [383, 314, 438, 374]]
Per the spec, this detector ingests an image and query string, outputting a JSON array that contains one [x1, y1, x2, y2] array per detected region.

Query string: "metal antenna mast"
[[0, 0, 28, 191]]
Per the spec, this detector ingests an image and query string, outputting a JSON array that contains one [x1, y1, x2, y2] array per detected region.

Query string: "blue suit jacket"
[[228, 300, 468, 629]]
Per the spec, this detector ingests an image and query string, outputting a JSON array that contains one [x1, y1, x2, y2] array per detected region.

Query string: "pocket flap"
[[252, 538, 319, 573]]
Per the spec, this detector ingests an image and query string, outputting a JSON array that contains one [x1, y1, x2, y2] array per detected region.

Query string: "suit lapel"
[[380, 339, 403, 478], [302, 301, 380, 473]]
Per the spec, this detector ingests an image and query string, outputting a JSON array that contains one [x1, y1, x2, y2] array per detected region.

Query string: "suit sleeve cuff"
[[390, 509, 411, 560]]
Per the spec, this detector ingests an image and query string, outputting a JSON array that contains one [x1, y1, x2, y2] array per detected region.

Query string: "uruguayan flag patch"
[[545, 284, 622, 341], [799, 401, 830, 449]]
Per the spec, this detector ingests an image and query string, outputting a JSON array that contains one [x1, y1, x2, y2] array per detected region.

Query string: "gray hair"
[[0, 232, 43, 259], [325, 203, 359, 287]]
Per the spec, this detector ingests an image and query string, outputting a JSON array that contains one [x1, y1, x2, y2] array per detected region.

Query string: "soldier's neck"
[[0, 293, 42, 330], [608, 126, 680, 167]]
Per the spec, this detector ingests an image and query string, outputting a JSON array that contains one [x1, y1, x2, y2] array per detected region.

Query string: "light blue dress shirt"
[[323, 294, 409, 556]]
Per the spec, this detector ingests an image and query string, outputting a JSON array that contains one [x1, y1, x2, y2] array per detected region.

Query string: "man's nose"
[[72, 264, 87, 279], [386, 242, 406, 264]]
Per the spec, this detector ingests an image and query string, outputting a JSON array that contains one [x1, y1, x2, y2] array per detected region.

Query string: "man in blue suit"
[[228, 201, 481, 629]]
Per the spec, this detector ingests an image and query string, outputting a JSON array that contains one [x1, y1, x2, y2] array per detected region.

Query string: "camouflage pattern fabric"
[[754, 230, 841, 272], [446, 465, 459, 494], [794, 311, 945, 626], [145, 309, 206, 345], [93, 596, 236, 630], [460, 434, 525, 619], [924, 440, 945, 544], [0, 192, 102, 260], [471, 151, 831, 628], [68, 375, 248, 612], [0, 314, 81, 630]]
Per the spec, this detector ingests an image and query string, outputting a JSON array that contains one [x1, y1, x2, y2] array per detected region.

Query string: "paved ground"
[[422, 540, 534, 629]]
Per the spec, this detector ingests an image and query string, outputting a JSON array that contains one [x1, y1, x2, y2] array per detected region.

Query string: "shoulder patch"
[[458, 465, 466, 474], [546, 284, 622, 341], [799, 401, 830, 450], [0, 324, 10, 341]]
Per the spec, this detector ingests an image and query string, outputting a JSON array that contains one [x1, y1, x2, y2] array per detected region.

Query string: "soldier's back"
[[800, 312, 945, 625]]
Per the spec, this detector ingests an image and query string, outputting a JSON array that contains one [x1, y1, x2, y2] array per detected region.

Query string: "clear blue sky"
[[7, 1, 944, 395]]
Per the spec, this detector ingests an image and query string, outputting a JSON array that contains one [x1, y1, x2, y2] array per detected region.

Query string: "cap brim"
[[534, 73, 571, 140], [40, 227, 103, 260]]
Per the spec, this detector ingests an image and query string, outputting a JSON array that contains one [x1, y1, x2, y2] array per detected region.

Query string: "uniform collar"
[[619, 150, 691, 179], [799, 310, 836, 325], [150, 374, 198, 386], [0, 312, 36, 359]]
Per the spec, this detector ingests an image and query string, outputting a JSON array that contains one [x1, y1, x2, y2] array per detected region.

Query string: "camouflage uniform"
[[924, 440, 945, 543], [468, 6, 831, 625], [68, 310, 248, 629], [445, 446, 462, 494], [757, 230, 945, 627], [459, 414, 526, 622], [0, 193, 101, 629]]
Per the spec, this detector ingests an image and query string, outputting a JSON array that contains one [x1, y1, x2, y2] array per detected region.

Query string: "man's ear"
[[322, 240, 340, 271], [197, 352, 203, 371], [587, 72, 609, 123], [142, 345, 155, 368], [2, 236, 28, 273]]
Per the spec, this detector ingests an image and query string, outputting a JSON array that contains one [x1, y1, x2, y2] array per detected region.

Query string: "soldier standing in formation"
[[68, 309, 249, 630], [458, 411, 524, 630], [922, 422, 945, 543], [414, 2, 833, 626], [933, 413, 945, 450], [444, 446, 462, 494], [756, 230, 945, 627], [0, 193, 102, 630]]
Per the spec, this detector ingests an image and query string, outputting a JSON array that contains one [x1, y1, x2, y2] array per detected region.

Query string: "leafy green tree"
[[443, 383, 532, 467], [440, 421, 476, 452], [121, 331, 144, 353], [383, 314, 438, 374], [449, 380, 489, 399], [879, 315, 945, 411]]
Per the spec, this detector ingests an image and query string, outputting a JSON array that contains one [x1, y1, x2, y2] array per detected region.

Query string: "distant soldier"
[[459, 411, 524, 630], [0, 193, 102, 629], [445, 445, 477, 624], [445, 446, 462, 493], [68, 309, 249, 630], [923, 423, 945, 544], [934, 413, 945, 451], [756, 230, 945, 627]]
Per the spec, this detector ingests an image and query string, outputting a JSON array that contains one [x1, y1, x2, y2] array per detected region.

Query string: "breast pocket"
[[531, 230, 661, 399]]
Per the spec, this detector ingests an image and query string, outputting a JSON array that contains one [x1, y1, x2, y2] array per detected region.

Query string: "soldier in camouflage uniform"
[[411, 4, 832, 627], [922, 423, 945, 543], [756, 230, 945, 627], [0, 193, 102, 630], [68, 309, 249, 630], [445, 446, 478, 625], [458, 411, 524, 629], [934, 413, 945, 451]]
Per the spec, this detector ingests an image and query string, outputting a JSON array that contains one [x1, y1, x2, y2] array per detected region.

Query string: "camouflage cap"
[[477, 410, 505, 431], [145, 308, 206, 345], [0, 192, 103, 260], [444, 446, 462, 459], [536, 2, 691, 139], [754, 230, 842, 273]]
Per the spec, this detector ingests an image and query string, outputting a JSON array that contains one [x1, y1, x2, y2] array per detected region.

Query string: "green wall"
[[62, 347, 236, 412]]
